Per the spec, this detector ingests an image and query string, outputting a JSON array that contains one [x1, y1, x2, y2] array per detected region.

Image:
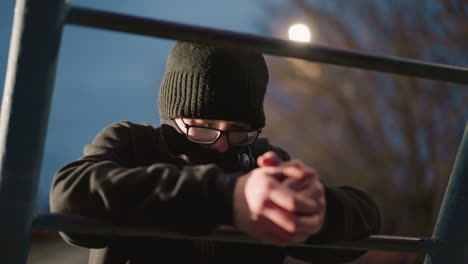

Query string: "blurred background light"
[[288, 23, 311, 42]]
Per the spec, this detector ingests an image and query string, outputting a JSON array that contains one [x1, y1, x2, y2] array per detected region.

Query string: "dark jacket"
[[50, 121, 381, 264]]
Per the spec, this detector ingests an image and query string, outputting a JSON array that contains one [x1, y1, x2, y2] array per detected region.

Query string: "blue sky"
[[0, 0, 281, 210]]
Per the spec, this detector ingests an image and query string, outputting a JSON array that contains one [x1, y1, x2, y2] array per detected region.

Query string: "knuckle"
[[315, 198, 323, 209], [308, 198, 318, 211], [264, 179, 275, 192], [308, 168, 318, 178], [283, 159, 300, 168], [315, 183, 325, 196], [291, 160, 304, 169], [319, 198, 326, 210], [289, 222, 298, 234]]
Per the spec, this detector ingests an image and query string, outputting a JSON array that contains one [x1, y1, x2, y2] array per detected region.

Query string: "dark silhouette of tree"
[[262, 0, 468, 237]]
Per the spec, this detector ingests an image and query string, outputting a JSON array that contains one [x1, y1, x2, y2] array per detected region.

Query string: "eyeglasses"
[[180, 119, 261, 146]]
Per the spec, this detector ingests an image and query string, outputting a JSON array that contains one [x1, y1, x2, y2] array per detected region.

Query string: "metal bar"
[[424, 123, 468, 263], [33, 213, 436, 254], [0, 0, 68, 263], [65, 6, 468, 85]]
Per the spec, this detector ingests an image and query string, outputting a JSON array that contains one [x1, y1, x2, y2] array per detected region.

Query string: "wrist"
[[213, 172, 243, 226], [232, 174, 249, 231]]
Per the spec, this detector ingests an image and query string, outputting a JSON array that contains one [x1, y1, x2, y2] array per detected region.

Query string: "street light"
[[286, 23, 321, 79], [288, 23, 311, 42]]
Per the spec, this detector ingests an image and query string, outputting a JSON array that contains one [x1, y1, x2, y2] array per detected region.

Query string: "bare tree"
[[262, 0, 468, 237]]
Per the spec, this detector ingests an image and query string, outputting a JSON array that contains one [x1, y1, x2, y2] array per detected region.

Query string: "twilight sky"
[[0, 0, 283, 210]]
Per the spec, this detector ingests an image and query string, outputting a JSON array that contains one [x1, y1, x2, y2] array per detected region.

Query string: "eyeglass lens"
[[187, 127, 257, 146]]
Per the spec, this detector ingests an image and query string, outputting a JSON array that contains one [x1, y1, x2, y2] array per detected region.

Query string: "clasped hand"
[[233, 151, 326, 247]]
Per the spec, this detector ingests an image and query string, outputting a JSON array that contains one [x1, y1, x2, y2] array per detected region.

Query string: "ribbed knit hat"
[[158, 41, 269, 128]]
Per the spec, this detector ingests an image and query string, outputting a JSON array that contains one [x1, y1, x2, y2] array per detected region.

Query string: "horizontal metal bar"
[[32, 213, 436, 254], [65, 6, 468, 85]]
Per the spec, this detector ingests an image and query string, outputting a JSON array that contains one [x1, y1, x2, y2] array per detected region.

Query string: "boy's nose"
[[208, 133, 229, 153]]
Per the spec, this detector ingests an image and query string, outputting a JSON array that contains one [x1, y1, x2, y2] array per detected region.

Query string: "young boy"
[[50, 41, 380, 264]]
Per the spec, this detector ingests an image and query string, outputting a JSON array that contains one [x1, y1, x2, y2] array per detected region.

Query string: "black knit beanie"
[[158, 41, 269, 128]]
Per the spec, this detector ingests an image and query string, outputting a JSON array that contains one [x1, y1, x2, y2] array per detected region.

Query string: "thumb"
[[257, 151, 282, 167]]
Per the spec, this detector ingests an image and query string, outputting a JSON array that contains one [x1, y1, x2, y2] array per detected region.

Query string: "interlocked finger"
[[269, 186, 318, 215], [255, 214, 295, 246], [261, 200, 299, 234], [290, 214, 324, 242]]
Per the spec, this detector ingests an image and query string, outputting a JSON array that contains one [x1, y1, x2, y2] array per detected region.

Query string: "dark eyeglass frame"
[[180, 118, 261, 146]]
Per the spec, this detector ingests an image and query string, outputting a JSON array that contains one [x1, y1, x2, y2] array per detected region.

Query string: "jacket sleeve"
[[253, 139, 381, 263], [49, 121, 238, 248]]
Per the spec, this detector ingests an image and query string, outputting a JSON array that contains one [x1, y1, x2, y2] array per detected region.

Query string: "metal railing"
[[0, 0, 467, 263], [31, 213, 436, 254]]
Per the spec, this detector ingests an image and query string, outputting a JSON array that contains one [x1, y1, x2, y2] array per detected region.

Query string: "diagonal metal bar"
[[32, 213, 437, 254], [65, 6, 468, 85], [424, 123, 468, 263]]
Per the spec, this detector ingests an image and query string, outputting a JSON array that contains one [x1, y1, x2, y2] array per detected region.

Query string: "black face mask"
[[160, 124, 255, 173]]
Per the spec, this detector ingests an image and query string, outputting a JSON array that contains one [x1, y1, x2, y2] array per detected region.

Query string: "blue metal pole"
[[424, 123, 468, 264], [0, 0, 67, 263]]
